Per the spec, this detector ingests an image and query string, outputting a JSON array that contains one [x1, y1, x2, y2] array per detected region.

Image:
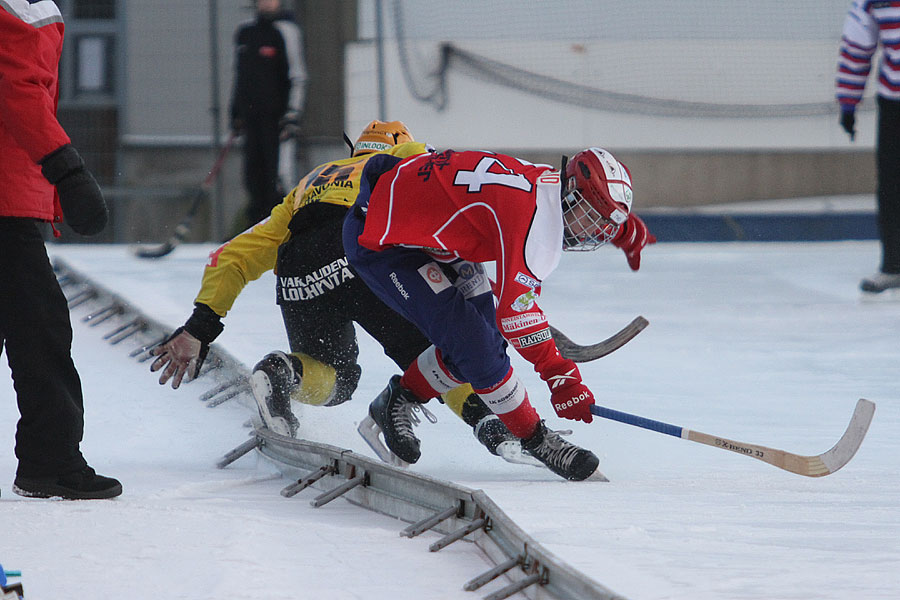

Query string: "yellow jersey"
[[194, 141, 429, 317]]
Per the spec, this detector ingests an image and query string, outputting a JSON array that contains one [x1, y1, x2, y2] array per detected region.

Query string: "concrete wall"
[[509, 149, 876, 209], [55, 1, 876, 244]]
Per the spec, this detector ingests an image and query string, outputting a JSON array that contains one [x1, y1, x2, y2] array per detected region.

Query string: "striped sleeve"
[[837, 1, 878, 107], [274, 19, 306, 114], [836, 0, 900, 107]]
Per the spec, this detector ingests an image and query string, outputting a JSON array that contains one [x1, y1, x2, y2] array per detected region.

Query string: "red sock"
[[474, 367, 540, 438]]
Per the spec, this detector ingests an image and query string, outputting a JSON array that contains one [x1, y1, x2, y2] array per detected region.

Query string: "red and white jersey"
[[359, 149, 569, 378], [836, 0, 900, 107]]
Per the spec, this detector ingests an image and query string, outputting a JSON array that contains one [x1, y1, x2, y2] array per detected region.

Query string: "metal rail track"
[[53, 257, 626, 600]]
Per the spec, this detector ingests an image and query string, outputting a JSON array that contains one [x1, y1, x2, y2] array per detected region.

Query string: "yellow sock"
[[441, 384, 475, 420], [289, 353, 337, 406]]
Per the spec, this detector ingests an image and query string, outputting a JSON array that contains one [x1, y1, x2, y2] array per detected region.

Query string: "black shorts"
[[276, 205, 430, 374]]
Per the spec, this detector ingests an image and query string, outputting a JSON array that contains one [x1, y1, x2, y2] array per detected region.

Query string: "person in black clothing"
[[230, 0, 306, 233], [1, 1, 121, 500]]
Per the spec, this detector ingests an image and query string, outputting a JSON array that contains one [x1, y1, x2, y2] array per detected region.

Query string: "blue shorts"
[[342, 162, 511, 389]]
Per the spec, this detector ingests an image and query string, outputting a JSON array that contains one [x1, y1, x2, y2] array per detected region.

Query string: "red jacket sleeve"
[[0, 9, 70, 163]]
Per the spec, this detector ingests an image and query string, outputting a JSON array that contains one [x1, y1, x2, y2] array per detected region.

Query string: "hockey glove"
[[40, 144, 108, 236], [230, 116, 245, 136], [840, 107, 856, 141], [150, 304, 224, 389], [543, 361, 594, 423], [612, 213, 656, 271]]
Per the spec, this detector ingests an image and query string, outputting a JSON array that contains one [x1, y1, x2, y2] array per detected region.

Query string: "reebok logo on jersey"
[[547, 367, 577, 390], [501, 313, 547, 332], [511, 328, 552, 349], [390, 272, 410, 300]]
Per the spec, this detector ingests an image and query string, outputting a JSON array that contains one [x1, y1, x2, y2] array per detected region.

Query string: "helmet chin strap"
[[559, 155, 569, 200], [342, 132, 354, 156]]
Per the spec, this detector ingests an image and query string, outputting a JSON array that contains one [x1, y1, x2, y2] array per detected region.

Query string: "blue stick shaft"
[[590, 404, 683, 438]]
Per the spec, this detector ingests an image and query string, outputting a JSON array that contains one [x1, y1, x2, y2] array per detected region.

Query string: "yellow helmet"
[[352, 120, 415, 156]]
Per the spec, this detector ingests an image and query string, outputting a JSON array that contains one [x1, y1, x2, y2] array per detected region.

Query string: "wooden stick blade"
[[551, 316, 649, 362], [686, 398, 875, 477], [815, 398, 876, 476]]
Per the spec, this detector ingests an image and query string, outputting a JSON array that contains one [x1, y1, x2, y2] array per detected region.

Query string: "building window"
[[73, 0, 115, 20], [74, 34, 115, 95]]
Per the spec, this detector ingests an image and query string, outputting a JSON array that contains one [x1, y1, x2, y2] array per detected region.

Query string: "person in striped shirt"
[[836, 0, 900, 293]]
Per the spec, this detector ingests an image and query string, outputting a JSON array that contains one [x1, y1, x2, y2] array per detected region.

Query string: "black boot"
[[359, 375, 435, 465], [522, 421, 600, 481], [14, 466, 122, 500], [473, 414, 516, 456], [250, 351, 302, 437]]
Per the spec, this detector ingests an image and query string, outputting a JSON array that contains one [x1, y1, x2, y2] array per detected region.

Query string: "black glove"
[[231, 116, 244, 136], [840, 108, 856, 142], [39, 144, 108, 236], [279, 111, 300, 141], [183, 303, 224, 343]]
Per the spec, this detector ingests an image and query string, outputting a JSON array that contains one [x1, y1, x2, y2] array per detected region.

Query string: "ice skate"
[[357, 375, 436, 466], [473, 415, 544, 467], [250, 351, 301, 437], [860, 271, 900, 294], [522, 421, 606, 481]]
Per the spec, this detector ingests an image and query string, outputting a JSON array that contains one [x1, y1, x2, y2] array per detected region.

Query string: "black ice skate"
[[473, 415, 544, 467], [250, 351, 302, 437], [860, 271, 900, 294], [357, 375, 436, 467], [522, 421, 606, 481], [13, 466, 122, 500]]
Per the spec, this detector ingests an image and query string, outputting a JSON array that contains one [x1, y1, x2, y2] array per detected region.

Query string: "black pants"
[[0, 218, 88, 478], [242, 112, 283, 224], [876, 97, 900, 274], [276, 207, 430, 405]]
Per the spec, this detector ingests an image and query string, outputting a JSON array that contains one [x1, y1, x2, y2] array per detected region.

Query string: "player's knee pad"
[[289, 353, 337, 406]]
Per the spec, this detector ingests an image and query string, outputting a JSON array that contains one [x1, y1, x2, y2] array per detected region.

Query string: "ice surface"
[[1, 241, 898, 599]]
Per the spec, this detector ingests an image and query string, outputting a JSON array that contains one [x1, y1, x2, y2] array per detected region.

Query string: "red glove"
[[612, 213, 656, 271], [543, 362, 594, 423]]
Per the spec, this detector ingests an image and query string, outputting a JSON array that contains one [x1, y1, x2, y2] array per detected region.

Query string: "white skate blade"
[[357, 415, 410, 468], [585, 468, 610, 482], [250, 371, 293, 437], [495, 440, 545, 468], [860, 287, 900, 302]]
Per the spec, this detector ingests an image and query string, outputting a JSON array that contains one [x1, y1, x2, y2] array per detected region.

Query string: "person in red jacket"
[[343, 147, 655, 481], [0, 0, 120, 499]]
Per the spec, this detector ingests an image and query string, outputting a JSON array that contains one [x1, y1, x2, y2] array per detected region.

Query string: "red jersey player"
[[342, 147, 654, 480]]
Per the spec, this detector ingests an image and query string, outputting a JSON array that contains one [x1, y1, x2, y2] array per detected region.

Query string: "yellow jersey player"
[[149, 121, 536, 467]]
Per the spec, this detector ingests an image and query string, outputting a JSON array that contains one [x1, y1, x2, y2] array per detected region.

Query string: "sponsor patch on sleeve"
[[510, 327, 553, 349], [514, 272, 540, 289], [511, 289, 539, 312], [500, 312, 548, 332], [418, 262, 452, 294]]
